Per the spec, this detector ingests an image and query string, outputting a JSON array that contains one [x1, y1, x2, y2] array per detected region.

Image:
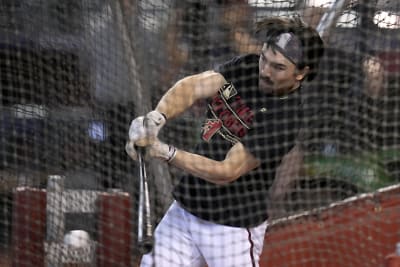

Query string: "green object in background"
[[377, 148, 400, 164], [304, 151, 397, 192]]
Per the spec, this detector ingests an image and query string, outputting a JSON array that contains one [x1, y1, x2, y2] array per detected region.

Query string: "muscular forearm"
[[170, 150, 233, 185], [169, 142, 260, 185], [155, 78, 196, 119], [155, 71, 226, 119]]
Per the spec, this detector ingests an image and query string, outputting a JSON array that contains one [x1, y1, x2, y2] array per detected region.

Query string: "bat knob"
[[138, 238, 154, 254]]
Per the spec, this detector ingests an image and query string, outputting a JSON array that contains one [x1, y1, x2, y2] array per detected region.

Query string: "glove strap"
[[167, 145, 177, 163], [160, 112, 168, 121]]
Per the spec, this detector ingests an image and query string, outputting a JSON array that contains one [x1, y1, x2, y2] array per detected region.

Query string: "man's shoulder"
[[215, 54, 259, 71], [215, 54, 259, 81], [229, 53, 259, 64]]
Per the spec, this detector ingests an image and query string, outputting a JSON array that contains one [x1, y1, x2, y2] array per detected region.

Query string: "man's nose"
[[260, 63, 271, 77]]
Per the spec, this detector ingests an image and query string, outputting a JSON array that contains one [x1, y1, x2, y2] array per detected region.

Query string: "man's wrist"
[[166, 145, 177, 163], [160, 112, 167, 121], [149, 140, 177, 162], [152, 109, 167, 122]]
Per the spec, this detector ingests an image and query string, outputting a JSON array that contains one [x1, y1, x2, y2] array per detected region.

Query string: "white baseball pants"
[[140, 201, 268, 267]]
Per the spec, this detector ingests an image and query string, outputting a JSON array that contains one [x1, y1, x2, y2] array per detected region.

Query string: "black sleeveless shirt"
[[173, 54, 303, 227]]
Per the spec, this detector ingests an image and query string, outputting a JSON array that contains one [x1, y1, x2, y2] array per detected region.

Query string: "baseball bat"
[[136, 146, 154, 254]]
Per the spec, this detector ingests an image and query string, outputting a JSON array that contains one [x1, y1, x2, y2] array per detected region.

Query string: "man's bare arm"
[[170, 142, 260, 185], [155, 71, 226, 119]]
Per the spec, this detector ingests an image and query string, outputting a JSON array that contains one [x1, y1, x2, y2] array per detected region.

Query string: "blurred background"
[[0, 0, 399, 265]]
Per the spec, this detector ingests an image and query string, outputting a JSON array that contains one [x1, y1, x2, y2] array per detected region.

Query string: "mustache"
[[260, 76, 273, 85]]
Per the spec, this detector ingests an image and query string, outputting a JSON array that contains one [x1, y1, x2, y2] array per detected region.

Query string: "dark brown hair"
[[255, 16, 325, 81]]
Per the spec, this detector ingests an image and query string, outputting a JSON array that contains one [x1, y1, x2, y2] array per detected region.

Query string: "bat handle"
[[136, 145, 154, 254], [136, 146, 146, 159], [136, 146, 147, 171]]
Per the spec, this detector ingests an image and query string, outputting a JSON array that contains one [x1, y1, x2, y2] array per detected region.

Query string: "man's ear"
[[296, 66, 310, 81]]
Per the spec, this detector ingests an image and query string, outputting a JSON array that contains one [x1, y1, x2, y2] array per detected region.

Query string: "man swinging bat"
[[126, 16, 324, 267]]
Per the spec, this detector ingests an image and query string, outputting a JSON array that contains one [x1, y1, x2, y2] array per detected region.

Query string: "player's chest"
[[202, 85, 302, 143]]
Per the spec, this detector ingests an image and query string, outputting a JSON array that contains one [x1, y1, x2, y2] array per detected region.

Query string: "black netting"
[[1, 0, 399, 266]]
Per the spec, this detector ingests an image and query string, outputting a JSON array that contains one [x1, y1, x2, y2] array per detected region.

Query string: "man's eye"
[[274, 65, 285, 71]]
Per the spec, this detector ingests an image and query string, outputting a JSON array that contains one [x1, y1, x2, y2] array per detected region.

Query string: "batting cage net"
[[0, 0, 399, 266]]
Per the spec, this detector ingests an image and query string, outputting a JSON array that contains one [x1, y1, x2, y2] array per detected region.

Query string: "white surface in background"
[[64, 230, 91, 248]]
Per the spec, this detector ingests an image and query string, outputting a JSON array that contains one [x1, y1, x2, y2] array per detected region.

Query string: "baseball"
[[63, 230, 90, 248]]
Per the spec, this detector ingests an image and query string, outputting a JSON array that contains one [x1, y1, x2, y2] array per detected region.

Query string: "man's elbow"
[[212, 168, 242, 185], [207, 157, 257, 185]]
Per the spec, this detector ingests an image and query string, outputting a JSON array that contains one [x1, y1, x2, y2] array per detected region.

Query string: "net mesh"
[[0, 0, 399, 266]]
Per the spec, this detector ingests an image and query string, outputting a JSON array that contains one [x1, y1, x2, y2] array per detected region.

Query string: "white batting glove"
[[125, 140, 138, 161], [128, 111, 166, 146], [129, 116, 146, 141], [128, 115, 157, 146], [148, 139, 177, 163], [126, 139, 177, 162], [144, 110, 166, 137]]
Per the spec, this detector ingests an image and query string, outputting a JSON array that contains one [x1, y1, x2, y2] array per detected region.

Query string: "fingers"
[[143, 110, 166, 137], [128, 116, 156, 146], [127, 111, 167, 160], [125, 140, 138, 161], [148, 139, 177, 162], [129, 116, 146, 141], [129, 110, 166, 146], [126, 137, 176, 163], [145, 110, 166, 128]]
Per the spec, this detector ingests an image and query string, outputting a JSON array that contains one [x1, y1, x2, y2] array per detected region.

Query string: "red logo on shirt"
[[201, 83, 255, 143], [201, 119, 223, 142]]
